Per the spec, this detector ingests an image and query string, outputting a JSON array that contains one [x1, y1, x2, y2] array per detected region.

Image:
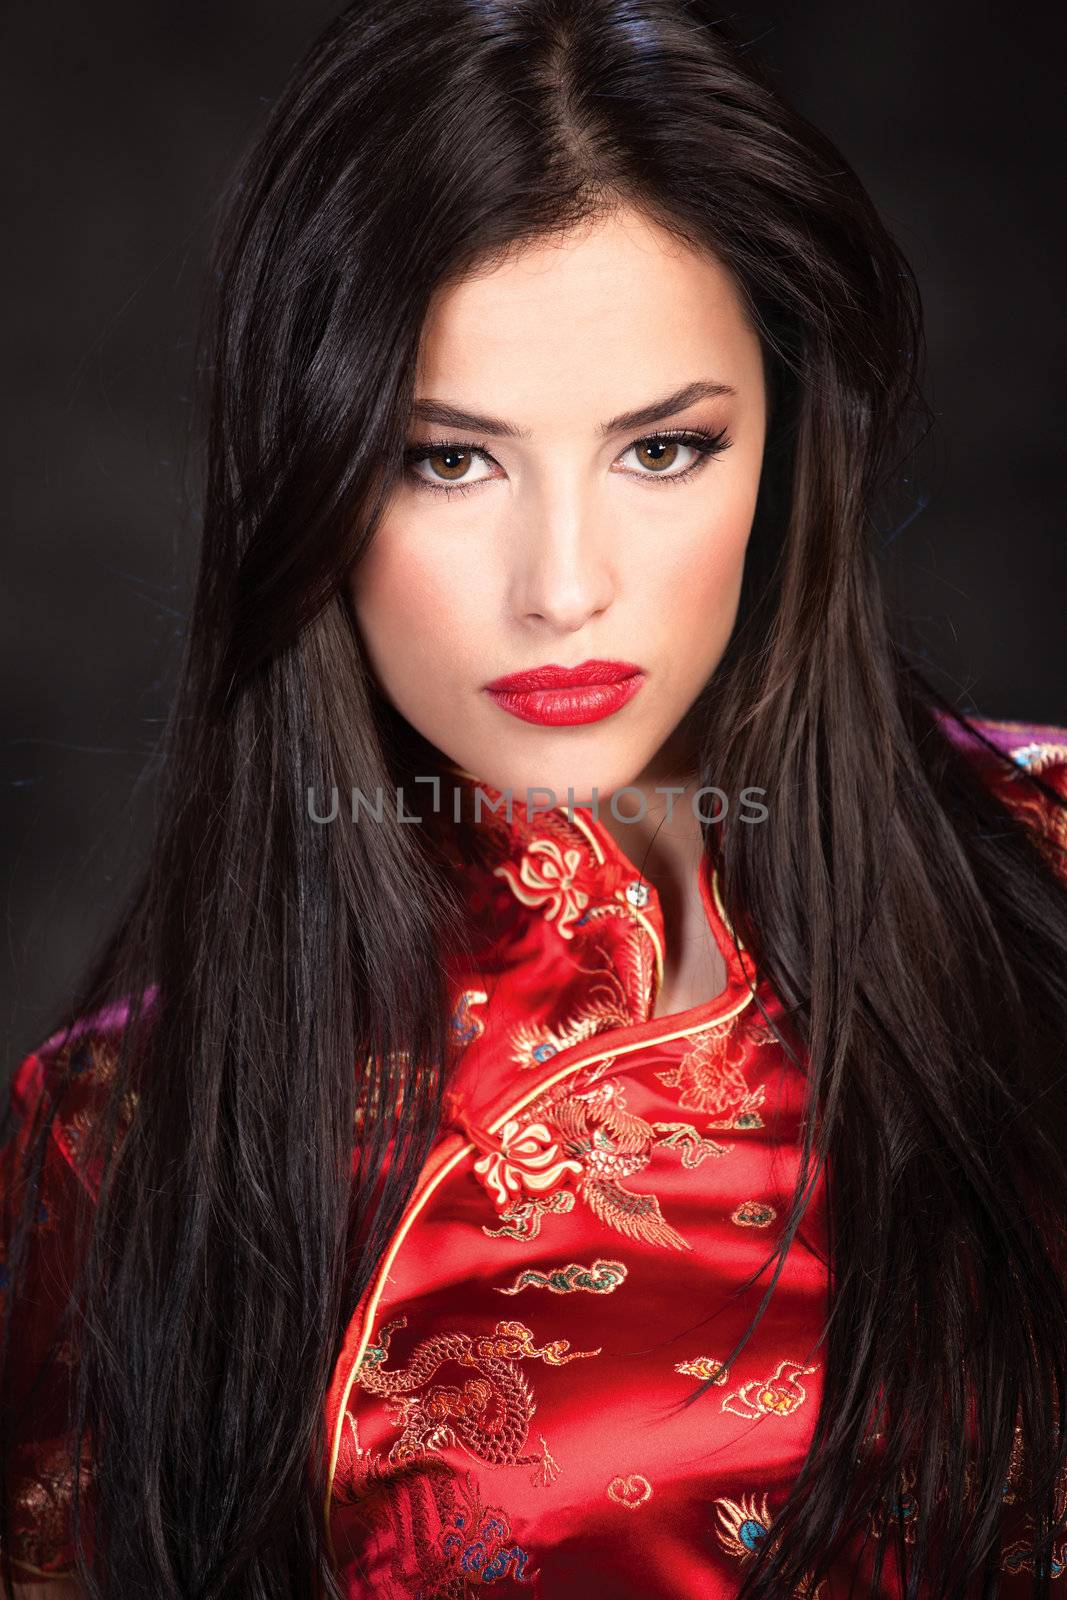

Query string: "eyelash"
[[401, 425, 733, 497]]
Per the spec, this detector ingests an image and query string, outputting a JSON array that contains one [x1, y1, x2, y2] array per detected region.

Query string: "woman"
[[2, 2, 1066, 1596]]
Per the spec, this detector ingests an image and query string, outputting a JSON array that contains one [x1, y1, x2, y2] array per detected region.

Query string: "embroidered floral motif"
[[451, 990, 489, 1048], [674, 1355, 729, 1384], [474, 1078, 707, 1252], [731, 1199, 777, 1227], [507, 1013, 611, 1071], [65, 1038, 117, 1086], [493, 839, 590, 940], [424, 1469, 538, 1594], [353, 1316, 599, 1472], [865, 1459, 919, 1545], [11, 1439, 91, 1574], [494, 1259, 627, 1296], [607, 1473, 652, 1509], [62, 1092, 139, 1178], [334, 1454, 536, 1597], [452, 778, 666, 1015], [714, 1489, 773, 1558], [1001, 744, 1067, 885], [657, 1022, 766, 1129], [1009, 740, 1067, 776], [714, 1490, 829, 1596], [992, 1420, 1067, 1579], [721, 1359, 819, 1420], [1001, 1526, 1067, 1578], [862, 1425, 1067, 1576], [438, 1500, 534, 1586]]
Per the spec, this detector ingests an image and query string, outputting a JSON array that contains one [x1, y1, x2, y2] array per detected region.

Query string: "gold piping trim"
[[710, 861, 747, 955], [559, 800, 747, 977], [483, 991, 754, 1134], [323, 1138, 471, 1558], [323, 980, 756, 1553]]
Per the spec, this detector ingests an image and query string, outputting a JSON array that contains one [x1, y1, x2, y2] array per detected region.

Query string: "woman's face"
[[349, 204, 767, 804]]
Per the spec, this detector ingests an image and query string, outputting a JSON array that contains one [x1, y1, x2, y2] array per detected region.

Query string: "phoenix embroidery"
[[473, 1077, 733, 1251]]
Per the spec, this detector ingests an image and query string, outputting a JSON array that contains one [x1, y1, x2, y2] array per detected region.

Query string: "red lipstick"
[[483, 658, 646, 726]]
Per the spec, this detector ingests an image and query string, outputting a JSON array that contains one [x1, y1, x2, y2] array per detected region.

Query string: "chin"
[[455, 740, 660, 811]]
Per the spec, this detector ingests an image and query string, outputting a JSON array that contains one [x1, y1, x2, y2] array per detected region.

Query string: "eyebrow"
[[409, 378, 737, 440]]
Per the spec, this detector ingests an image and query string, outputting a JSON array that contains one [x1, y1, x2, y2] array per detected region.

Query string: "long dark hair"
[[4, 2, 1067, 1595]]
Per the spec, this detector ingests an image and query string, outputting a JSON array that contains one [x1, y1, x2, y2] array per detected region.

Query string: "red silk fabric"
[[2, 714, 1066, 1593]]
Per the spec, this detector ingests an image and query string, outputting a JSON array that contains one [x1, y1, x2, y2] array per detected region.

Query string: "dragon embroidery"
[[353, 1315, 598, 1476], [505, 961, 632, 1071]]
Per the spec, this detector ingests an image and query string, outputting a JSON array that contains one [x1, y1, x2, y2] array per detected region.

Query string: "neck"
[[595, 734, 727, 1021]]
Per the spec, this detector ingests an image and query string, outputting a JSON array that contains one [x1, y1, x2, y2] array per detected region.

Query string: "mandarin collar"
[[433, 765, 753, 1025]]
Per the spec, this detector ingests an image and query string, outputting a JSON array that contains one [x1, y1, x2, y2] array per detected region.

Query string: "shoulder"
[[0, 996, 152, 1582], [934, 710, 1067, 880], [4, 988, 153, 1201], [937, 710, 1067, 779]]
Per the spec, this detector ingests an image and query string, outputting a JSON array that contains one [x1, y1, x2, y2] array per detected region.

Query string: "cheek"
[[349, 522, 481, 688], [633, 489, 753, 628]]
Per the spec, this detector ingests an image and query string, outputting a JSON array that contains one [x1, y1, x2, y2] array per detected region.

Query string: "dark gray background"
[[2, 2, 1064, 1066]]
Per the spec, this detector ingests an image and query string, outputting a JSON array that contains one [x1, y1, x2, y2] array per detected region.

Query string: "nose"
[[510, 477, 616, 632]]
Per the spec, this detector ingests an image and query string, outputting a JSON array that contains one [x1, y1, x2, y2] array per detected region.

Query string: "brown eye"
[[427, 447, 475, 481], [404, 442, 497, 490], [617, 434, 711, 480], [634, 439, 681, 472]]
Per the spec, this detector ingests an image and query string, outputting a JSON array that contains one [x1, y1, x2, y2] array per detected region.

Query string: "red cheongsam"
[[3, 713, 1067, 1596]]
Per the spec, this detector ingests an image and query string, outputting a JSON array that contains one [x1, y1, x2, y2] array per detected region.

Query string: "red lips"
[[483, 659, 646, 726], [485, 658, 643, 691]]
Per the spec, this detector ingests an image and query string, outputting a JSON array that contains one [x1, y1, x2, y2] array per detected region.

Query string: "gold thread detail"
[[607, 1472, 653, 1509], [323, 882, 757, 1557]]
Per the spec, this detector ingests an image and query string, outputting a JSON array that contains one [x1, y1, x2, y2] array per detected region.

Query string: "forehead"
[[414, 206, 760, 430]]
